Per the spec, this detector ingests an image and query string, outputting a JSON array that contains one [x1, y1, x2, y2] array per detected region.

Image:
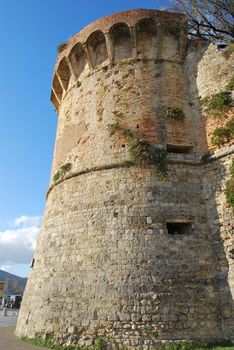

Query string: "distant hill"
[[0, 270, 27, 295]]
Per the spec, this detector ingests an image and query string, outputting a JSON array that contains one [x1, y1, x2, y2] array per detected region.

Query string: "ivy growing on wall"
[[108, 122, 167, 179], [128, 138, 152, 164], [53, 163, 72, 183], [165, 107, 185, 121], [200, 91, 232, 116], [122, 129, 134, 138], [211, 117, 234, 146], [56, 42, 67, 53], [226, 75, 234, 91], [224, 160, 234, 213], [128, 138, 167, 180], [200, 76, 234, 118], [108, 122, 120, 136], [199, 76, 234, 148]]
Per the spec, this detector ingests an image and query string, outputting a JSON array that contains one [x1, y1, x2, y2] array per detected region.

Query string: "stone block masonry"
[[16, 9, 234, 349]]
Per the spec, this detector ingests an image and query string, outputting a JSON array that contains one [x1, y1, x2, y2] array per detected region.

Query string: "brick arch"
[[136, 18, 158, 58], [86, 30, 108, 68], [68, 43, 88, 78], [52, 74, 63, 103], [161, 20, 181, 61], [109, 22, 132, 61], [57, 57, 71, 91]]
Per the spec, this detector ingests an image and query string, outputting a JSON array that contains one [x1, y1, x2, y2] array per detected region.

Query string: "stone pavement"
[[0, 314, 45, 350]]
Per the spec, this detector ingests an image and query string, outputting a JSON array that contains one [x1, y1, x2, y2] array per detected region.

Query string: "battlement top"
[[51, 9, 186, 111], [55, 9, 185, 66]]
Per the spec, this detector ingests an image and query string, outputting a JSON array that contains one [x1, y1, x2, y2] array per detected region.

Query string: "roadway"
[[0, 309, 45, 350]]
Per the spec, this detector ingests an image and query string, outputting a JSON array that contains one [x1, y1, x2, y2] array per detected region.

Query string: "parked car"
[[2, 295, 11, 307], [10, 295, 22, 309]]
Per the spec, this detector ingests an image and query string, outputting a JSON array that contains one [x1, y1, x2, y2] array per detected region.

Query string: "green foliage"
[[200, 91, 232, 116], [53, 171, 61, 183], [226, 76, 234, 91], [211, 127, 231, 146], [53, 163, 72, 183], [230, 159, 234, 176], [128, 138, 152, 164], [22, 336, 107, 350], [225, 178, 234, 211], [149, 331, 158, 338], [151, 148, 167, 180], [122, 129, 134, 138], [128, 138, 167, 179], [226, 117, 234, 135], [92, 338, 107, 350], [165, 107, 185, 121], [164, 342, 197, 350], [22, 336, 234, 350], [108, 122, 120, 136], [224, 160, 234, 212], [211, 117, 234, 147], [60, 163, 72, 174], [163, 341, 234, 350], [56, 42, 67, 53], [22, 336, 60, 349]]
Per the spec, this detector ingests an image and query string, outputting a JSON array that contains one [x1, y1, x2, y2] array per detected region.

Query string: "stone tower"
[[16, 9, 234, 349]]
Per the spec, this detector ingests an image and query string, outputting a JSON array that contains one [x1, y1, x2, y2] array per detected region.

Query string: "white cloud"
[[0, 264, 12, 273], [0, 215, 41, 266], [14, 215, 41, 228]]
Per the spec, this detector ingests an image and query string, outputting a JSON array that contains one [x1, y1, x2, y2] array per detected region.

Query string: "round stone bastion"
[[16, 9, 234, 350]]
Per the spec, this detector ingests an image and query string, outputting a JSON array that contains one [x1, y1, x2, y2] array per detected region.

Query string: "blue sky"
[[0, 0, 171, 277]]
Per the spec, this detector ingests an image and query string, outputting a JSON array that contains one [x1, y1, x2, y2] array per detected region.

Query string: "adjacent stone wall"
[[185, 41, 234, 341], [202, 153, 234, 340], [185, 42, 234, 155]]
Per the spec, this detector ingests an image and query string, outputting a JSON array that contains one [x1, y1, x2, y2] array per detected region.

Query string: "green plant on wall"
[[211, 127, 231, 146], [128, 138, 152, 164], [211, 117, 234, 147], [165, 107, 185, 121], [149, 331, 158, 338], [52, 171, 61, 182], [151, 148, 167, 180], [226, 117, 234, 135], [60, 163, 72, 175], [226, 75, 234, 91], [122, 129, 134, 138], [108, 122, 120, 136], [23, 335, 107, 350], [224, 160, 234, 213], [53, 163, 72, 183], [200, 91, 232, 116], [128, 138, 167, 179], [108, 121, 167, 179], [56, 42, 67, 53]]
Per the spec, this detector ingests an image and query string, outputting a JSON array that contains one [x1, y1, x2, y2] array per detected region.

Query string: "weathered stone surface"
[[16, 9, 233, 349]]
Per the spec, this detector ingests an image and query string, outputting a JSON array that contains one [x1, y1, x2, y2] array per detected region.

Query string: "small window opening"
[[166, 144, 193, 154], [166, 222, 191, 235], [122, 144, 125, 148], [136, 125, 139, 129]]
